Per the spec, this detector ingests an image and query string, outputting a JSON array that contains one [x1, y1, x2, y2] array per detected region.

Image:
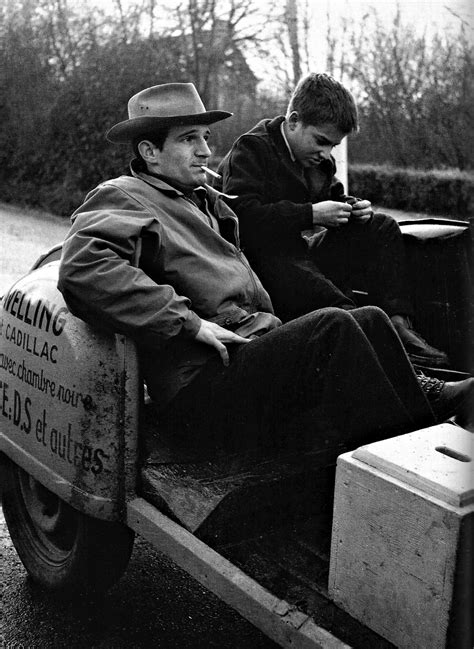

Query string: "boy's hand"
[[195, 319, 251, 366], [312, 200, 353, 228], [349, 199, 373, 223]]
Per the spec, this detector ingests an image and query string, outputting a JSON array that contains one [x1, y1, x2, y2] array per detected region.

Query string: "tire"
[[2, 459, 135, 598]]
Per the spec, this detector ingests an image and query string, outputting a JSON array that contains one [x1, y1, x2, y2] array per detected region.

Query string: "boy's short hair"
[[287, 73, 359, 134]]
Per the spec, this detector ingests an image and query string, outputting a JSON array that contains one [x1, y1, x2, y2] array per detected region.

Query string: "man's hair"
[[287, 73, 358, 134], [132, 128, 170, 160]]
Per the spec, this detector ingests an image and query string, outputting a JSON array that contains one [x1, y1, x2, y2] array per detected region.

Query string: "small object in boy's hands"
[[346, 196, 372, 221], [345, 196, 361, 206]]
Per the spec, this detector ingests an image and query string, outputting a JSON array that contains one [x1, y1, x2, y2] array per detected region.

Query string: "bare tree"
[[345, 7, 473, 168], [168, 0, 271, 106], [285, 0, 301, 85]]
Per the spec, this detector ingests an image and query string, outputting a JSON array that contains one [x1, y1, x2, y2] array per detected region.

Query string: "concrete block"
[[328, 423, 473, 649]]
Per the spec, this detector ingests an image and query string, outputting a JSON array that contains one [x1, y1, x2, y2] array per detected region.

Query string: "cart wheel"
[[2, 460, 134, 597]]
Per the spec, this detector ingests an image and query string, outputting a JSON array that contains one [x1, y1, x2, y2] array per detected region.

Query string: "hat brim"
[[106, 111, 232, 143]]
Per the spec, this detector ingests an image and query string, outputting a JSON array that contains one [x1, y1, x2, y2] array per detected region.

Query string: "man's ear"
[[287, 111, 299, 130], [137, 139, 160, 165]]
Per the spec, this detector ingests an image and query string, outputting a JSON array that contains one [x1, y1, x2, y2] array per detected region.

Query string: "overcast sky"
[[90, 0, 473, 29], [88, 0, 472, 86], [299, 0, 472, 43], [329, 0, 472, 26]]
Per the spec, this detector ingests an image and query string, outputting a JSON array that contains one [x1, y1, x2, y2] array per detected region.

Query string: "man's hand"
[[312, 201, 353, 228], [349, 199, 373, 223], [195, 319, 251, 366]]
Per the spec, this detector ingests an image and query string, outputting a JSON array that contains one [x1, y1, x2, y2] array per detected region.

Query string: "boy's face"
[[145, 124, 212, 187], [285, 113, 346, 168]]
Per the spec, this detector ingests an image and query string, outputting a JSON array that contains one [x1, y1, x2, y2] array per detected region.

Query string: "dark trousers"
[[252, 213, 414, 322], [156, 307, 434, 455]]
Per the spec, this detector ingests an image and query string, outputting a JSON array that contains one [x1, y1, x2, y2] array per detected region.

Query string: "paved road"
[[1, 509, 278, 649], [0, 202, 278, 649]]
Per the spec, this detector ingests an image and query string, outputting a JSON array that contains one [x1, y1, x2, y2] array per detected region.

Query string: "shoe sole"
[[409, 353, 450, 369]]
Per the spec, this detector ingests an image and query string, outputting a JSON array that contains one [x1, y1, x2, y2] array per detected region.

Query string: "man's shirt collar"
[[130, 158, 206, 196], [280, 120, 296, 163]]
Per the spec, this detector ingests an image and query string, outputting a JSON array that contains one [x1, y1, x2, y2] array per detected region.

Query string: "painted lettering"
[[35, 415, 43, 443], [15, 360, 57, 397], [52, 307, 67, 336], [2, 290, 68, 336], [1, 380, 9, 418], [35, 409, 48, 446], [0, 351, 16, 376], [9, 291, 21, 317], [81, 445, 92, 471], [5, 324, 58, 364], [92, 448, 109, 475], [56, 384, 82, 408], [57, 432, 67, 459], [13, 390, 21, 427], [8, 390, 32, 434], [23, 397, 32, 434], [46, 426, 109, 475], [67, 424, 74, 464], [50, 427, 57, 453], [74, 441, 82, 467]]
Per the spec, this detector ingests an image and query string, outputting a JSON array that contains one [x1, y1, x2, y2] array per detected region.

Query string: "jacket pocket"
[[233, 312, 282, 339]]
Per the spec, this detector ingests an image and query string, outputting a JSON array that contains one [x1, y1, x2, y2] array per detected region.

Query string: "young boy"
[[218, 73, 449, 369]]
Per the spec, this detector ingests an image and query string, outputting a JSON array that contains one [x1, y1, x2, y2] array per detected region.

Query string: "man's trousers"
[[156, 306, 435, 454]]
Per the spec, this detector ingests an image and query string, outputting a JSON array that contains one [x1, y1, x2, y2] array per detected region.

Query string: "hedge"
[[348, 164, 474, 219], [3, 161, 473, 220]]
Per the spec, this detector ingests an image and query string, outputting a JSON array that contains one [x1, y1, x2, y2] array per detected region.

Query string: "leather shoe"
[[392, 317, 450, 368], [417, 371, 474, 430]]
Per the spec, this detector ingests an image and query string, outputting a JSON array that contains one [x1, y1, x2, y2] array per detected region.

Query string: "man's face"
[[147, 124, 212, 187], [285, 114, 346, 168]]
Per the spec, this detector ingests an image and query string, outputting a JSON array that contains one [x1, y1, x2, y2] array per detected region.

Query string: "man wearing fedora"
[[58, 83, 474, 455]]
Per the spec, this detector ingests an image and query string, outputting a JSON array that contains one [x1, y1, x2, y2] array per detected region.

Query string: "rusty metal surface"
[[0, 261, 140, 519]]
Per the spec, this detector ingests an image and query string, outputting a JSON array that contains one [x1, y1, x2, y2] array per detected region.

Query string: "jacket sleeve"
[[220, 135, 313, 244], [58, 184, 201, 348]]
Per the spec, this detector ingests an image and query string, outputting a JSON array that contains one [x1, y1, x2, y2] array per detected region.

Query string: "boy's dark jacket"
[[217, 115, 350, 257]]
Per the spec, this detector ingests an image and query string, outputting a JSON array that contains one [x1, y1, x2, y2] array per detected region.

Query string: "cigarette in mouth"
[[201, 165, 221, 179]]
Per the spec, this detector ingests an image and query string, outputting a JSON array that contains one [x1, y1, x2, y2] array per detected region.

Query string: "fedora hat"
[[106, 83, 232, 143]]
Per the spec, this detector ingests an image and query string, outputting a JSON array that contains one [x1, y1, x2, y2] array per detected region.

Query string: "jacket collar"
[[279, 120, 296, 162], [266, 116, 306, 189], [266, 115, 337, 183], [129, 158, 238, 225], [130, 159, 193, 197]]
